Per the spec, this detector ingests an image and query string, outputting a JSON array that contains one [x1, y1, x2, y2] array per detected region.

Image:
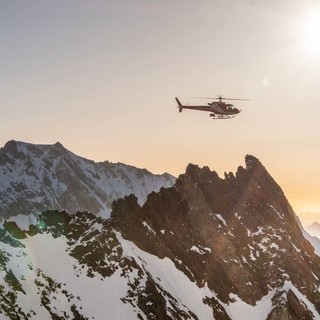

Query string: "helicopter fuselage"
[[175, 100, 240, 115]]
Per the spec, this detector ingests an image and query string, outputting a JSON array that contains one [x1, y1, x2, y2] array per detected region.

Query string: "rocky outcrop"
[[111, 155, 320, 317]]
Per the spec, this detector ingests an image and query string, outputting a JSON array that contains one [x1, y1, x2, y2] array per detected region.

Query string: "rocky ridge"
[[0, 140, 175, 218], [111, 155, 320, 319], [0, 155, 319, 319]]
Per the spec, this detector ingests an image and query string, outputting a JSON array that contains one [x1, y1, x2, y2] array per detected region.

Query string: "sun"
[[300, 11, 320, 57]]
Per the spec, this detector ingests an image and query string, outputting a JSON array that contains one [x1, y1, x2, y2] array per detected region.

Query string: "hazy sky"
[[1, 0, 320, 218]]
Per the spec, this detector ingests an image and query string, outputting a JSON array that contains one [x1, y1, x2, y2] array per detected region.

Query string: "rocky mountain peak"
[[1, 140, 69, 161], [245, 154, 262, 169], [176, 156, 288, 224], [180, 163, 221, 185], [0, 140, 176, 217], [53, 141, 64, 149], [236, 154, 268, 179], [2, 139, 18, 152], [111, 155, 320, 318], [51, 141, 71, 156]]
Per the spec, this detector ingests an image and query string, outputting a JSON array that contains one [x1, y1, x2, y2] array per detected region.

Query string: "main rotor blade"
[[194, 97, 217, 99], [223, 98, 250, 101], [194, 96, 250, 101]]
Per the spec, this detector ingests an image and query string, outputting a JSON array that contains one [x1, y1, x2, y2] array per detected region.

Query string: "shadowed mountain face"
[[111, 155, 320, 319], [0, 155, 320, 319], [0, 140, 175, 217]]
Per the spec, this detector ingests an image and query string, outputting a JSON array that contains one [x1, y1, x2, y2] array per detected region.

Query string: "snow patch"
[[190, 245, 211, 255]]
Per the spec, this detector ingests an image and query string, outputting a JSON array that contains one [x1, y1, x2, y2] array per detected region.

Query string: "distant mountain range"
[[306, 222, 320, 239], [0, 140, 176, 218], [1, 153, 320, 319]]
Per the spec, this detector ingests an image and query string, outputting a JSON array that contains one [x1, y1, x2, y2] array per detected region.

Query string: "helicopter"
[[175, 96, 249, 119]]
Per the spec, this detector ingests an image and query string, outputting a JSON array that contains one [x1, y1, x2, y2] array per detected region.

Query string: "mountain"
[[1, 155, 320, 319], [306, 222, 320, 239], [0, 140, 175, 218]]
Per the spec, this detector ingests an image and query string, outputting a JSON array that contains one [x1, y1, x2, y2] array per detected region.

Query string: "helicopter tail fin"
[[175, 97, 183, 112]]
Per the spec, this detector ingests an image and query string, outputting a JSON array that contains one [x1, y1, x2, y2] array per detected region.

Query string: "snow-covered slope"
[[0, 214, 213, 319], [0, 140, 175, 217], [0, 226, 306, 320], [1, 155, 320, 319]]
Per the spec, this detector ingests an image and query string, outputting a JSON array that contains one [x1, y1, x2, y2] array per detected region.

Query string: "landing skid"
[[210, 114, 235, 119]]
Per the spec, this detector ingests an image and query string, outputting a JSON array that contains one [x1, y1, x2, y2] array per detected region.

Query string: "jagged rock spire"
[[112, 155, 320, 317]]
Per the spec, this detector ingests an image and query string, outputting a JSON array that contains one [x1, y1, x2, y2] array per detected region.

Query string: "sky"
[[1, 0, 320, 222]]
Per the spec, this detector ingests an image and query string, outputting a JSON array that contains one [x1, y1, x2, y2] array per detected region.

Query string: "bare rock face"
[[111, 155, 320, 318], [267, 290, 314, 320]]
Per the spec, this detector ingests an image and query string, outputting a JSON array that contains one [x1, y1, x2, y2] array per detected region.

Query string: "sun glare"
[[300, 11, 320, 57]]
